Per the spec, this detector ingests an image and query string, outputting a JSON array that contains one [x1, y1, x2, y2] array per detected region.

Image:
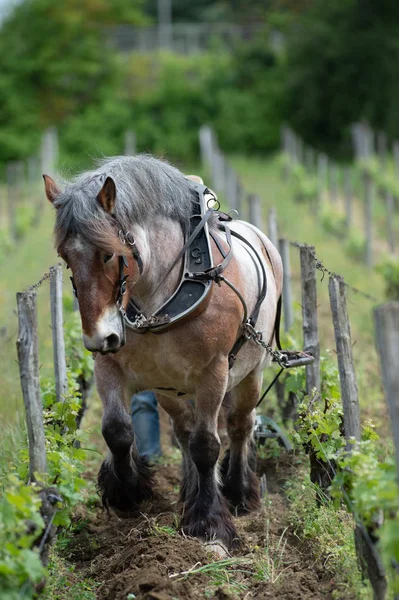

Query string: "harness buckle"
[[125, 231, 136, 246]]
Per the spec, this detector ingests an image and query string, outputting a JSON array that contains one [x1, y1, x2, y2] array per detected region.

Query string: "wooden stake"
[[363, 172, 373, 268], [50, 265, 68, 403], [300, 246, 320, 394], [248, 194, 262, 229], [16, 290, 47, 480], [374, 302, 399, 482], [124, 130, 136, 155], [344, 167, 353, 232], [279, 239, 294, 332], [328, 275, 361, 445], [267, 207, 278, 248], [225, 165, 238, 213], [6, 162, 17, 242], [393, 141, 399, 179], [385, 190, 395, 254]]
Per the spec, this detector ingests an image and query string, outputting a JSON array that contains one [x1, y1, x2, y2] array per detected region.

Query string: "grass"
[[285, 470, 371, 599], [43, 549, 100, 600], [0, 195, 58, 423], [231, 154, 386, 428]]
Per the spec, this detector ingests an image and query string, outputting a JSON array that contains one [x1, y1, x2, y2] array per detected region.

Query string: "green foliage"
[[0, 311, 94, 597], [285, 473, 368, 597], [0, 0, 146, 163], [287, 352, 399, 594], [284, 0, 399, 156], [15, 205, 36, 240], [0, 476, 45, 599], [320, 206, 347, 240], [333, 438, 399, 594], [0, 229, 13, 266], [344, 231, 366, 263], [291, 356, 344, 463], [290, 164, 318, 203], [376, 258, 399, 301]]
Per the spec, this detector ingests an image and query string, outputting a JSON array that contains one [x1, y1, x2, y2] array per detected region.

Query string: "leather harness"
[[70, 183, 282, 369], [120, 183, 281, 369]]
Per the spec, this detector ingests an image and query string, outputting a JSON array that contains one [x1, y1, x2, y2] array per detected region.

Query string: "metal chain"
[[25, 269, 52, 293], [243, 321, 289, 367], [289, 241, 378, 302]]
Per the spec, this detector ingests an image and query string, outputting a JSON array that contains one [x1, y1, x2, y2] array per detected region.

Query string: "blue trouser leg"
[[131, 391, 161, 459]]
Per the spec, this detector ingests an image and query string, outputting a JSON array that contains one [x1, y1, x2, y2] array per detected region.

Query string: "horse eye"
[[104, 254, 114, 264]]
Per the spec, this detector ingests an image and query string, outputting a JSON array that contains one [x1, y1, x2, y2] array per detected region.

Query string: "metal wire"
[[288, 241, 378, 302]]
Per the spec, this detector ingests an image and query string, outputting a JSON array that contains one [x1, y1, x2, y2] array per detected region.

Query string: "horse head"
[[44, 173, 136, 354]]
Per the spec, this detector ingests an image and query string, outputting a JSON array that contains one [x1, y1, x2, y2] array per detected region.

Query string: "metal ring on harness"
[[207, 197, 220, 211]]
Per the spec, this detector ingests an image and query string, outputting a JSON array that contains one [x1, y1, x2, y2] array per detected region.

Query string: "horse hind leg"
[[222, 370, 262, 515], [155, 394, 196, 504], [95, 359, 154, 515]]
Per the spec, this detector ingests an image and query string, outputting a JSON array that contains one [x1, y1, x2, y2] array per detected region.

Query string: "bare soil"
[[58, 405, 340, 600]]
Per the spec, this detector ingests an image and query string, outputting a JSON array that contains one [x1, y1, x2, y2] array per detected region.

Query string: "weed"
[[43, 549, 99, 600], [252, 521, 292, 584], [170, 557, 252, 595]]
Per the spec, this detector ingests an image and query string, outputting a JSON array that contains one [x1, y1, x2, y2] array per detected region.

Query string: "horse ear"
[[43, 174, 61, 204], [97, 177, 116, 214]]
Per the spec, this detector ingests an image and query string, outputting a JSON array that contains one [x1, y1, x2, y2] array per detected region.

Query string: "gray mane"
[[54, 155, 199, 251]]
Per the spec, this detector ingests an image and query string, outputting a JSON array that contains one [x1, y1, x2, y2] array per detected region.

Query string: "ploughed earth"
[[56, 401, 341, 600]]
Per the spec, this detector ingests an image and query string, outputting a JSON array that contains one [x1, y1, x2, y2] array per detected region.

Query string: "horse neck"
[[128, 217, 184, 314]]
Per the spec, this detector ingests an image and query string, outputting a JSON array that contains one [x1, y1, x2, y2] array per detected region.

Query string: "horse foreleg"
[[95, 356, 154, 515], [155, 395, 196, 503], [181, 359, 238, 548], [222, 370, 262, 514]]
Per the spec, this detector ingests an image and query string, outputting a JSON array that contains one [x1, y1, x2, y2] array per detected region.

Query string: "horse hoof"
[[204, 540, 229, 558], [181, 496, 239, 549], [223, 469, 261, 515], [97, 456, 154, 513]]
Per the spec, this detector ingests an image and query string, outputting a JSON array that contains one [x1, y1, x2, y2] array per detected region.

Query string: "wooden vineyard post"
[[50, 265, 68, 402], [363, 172, 374, 268], [235, 178, 243, 216], [279, 239, 294, 332], [124, 130, 136, 155], [199, 125, 213, 169], [267, 207, 278, 248], [344, 167, 353, 232], [299, 246, 320, 395], [374, 302, 399, 481], [377, 131, 387, 170], [248, 194, 262, 229], [6, 162, 17, 242], [329, 164, 338, 204], [16, 290, 47, 480], [328, 275, 361, 445], [385, 190, 395, 254], [225, 166, 238, 213], [217, 151, 226, 195], [316, 153, 328, 214], [394, 141, 399, 179]]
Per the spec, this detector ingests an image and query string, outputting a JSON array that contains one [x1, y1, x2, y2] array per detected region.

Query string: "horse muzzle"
[[83, 331, 125, 354], [82, 308, 126, 354]]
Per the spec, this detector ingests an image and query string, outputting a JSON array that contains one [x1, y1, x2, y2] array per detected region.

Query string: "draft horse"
[[44, 155, 282, 548]]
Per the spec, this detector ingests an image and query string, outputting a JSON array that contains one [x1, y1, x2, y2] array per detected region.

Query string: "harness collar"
[[120, 183, 218, 334]]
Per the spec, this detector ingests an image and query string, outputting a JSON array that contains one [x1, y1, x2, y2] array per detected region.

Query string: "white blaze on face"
[[82, 305, 124, 353]]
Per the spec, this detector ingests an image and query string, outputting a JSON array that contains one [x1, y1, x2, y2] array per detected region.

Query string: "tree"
[[284, 0, 399, 156], [0, 0, 146, 162]]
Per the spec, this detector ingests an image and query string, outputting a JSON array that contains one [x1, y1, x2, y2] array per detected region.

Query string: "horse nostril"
[[106, 333, 120, 349]]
